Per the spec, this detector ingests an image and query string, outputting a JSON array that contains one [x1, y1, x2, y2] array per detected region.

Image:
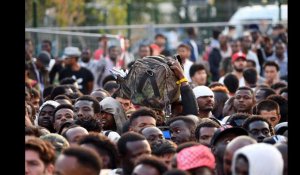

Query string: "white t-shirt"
[[184, 59, 194, 82]]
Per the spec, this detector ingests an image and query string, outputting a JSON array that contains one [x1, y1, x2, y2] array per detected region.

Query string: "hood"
[[232, 143, 283, 175], [100, 97, 127, 134]]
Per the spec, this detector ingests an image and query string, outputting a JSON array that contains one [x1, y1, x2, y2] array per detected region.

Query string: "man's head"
[[241, 33, 252, 50], [54, 94, 73, 105], [243, 68, 258, 87], [41, 40, 52, 53], [129, 107, 157, 132], [74, 95, 100, 120], [242, 115, 274, 142], [53, 104, 75, 132], [117, 132, 151, 174], [90, 88, 110, 102], [233, 87, 255, 113], [267, 94, 288, 123], [263, 61, 280, 83], [255, 100, 281, 127], [79, 132, 119, 169], [231, 52, 247, 72], [139, 44, 152, 58], [151, 140, 177, 170], [116, 96, 133, 112], [223, 136, 256, 175], [81, 48, 91, 63], [54, 146, 102, 175], [195, 119, 220, 147], [62, 46, 81, 66], [193, 86, 215, 114], [226, 113, 250, 127], [132, 155, 168, 175], [230, 39, 241, 54], [189, 63, 208, 86], [140, 126, 164, 145], [108, 45, 120, 62], [275, 41, 286, 58], [224, 73, 239, 94], [154, 34, 167, 48], [25, 137, 56, 175], [177, 44, 191, 60], [36, 51, 51, 70], [38, 100, 60, 132], [246, 59, 256, 69], [167, 116, 197, 145], [63, 125, 89, 146], [255, 87, 276, 103]]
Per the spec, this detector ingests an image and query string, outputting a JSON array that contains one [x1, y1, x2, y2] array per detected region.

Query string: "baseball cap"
[[177, 145, 215, 171], [62, 46, 81, 59], [37, 51, 51, 68], [231, 52, 247, 63], [274, 122, 288, 135], [210, 125, 248, 146], [193, 86, 214, 99]]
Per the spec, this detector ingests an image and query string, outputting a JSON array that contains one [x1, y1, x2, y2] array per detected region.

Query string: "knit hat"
[[177, 145, 215, 171], [193, 86, 214, 99]]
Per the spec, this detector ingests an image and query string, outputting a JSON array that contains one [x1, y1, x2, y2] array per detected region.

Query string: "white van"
[[223, 4, 287, 38]]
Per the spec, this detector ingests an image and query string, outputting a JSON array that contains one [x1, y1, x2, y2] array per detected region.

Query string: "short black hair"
[[54, 94, 72, 103], [236, 86, 254, 95], [151, 140, 176, 156], [58, 121, 74, 135], [246, 59, 256, 67], [155, 33, 166, 40], [279, 87, 288, 95], [117, 132, 147, 156], [121, 120, 131, 134], [226, 113, 250, 127], [75, 117, 102, 132], [189, 63, 206, 78], [75, 95, 101, 113], [102, 75, 116, 87], [263, 61, 280, 72], [53, 104, 74, 121], [130, 107, 157, 125], [163, 169, 191, 175], [43, 85, 56, 99], [50, 85, 72, 100], [177, 43, 191, 51], [176, 141, 200, 153], [79, 132, 118, 169], [103, 81, 119, 94], [134, 155, 168, 174], [195, 120, 220, 140], [258, 87, 276, 99], [242, 115, 274, 135], [224, 73, 239, 94], [61, 146, 102, 174], [256, 100, 280, 115], [271, 82, 287, 91], [60, 77, 77, 85], [166, 116, 197, 130], [42, 39, 52, 48], [267, 95, 288, 123], [243, 68, 258, 85]]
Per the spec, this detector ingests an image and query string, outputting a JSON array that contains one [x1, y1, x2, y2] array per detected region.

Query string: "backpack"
[[118, 55, 180, 110]]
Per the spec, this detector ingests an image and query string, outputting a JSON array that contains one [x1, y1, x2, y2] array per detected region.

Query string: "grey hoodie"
[[100, 97, 127, 134]]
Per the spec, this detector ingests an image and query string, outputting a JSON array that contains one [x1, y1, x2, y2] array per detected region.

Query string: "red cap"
[[232, 52, 247, 63], [177, 145, 215, 171]]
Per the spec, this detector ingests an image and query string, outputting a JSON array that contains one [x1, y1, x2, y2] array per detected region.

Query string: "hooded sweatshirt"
[[231, 143, 283, 175], [100, 97, 127, 134]]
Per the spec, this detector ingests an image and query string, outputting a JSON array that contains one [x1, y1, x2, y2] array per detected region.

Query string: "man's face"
[[100, 111, 115, 130], [38, 105, 55, 129], [230, 41, 241, 53], [42, 42, 51, 53], [26, 150, 52, 175], [132, 164, 160, 175], [109, 47, 120, 61], [81, 51, 91, 63], [130, 116, 156, 132], [125, 140, 151, 169], [223, 148, 233, 175], [242, 36, 252, 50], [55, 155, 89, 175], [116, 97, 132, 112], [159, 153, 174, 170], [234, 90, 254, 113], [64, 57, 76, 66], [192, 69, 207, 86], [275, 43, 285, 58], [255, 89, 266, 103], [54, 108, 74, 131], [31, 97, 40, 112], [155, 37, 166, 48], [197, 96, 215, 112], [259, 109, 280, 128], [198, 127, 218, 147], [90, 91, 109, 102], [177, 47, 190, 59], [74, 100, 95, 120], [264, 66, 278, 82], [66, 127, 89, 146], [232, 58, 247, 72], [141, 127, 164, 145], [139, 46, 151, 58], [170, 120, 193, 145], [248, 120, 271, 142]]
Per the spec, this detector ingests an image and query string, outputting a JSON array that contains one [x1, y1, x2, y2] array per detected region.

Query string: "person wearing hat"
[[219, 51, 247, 87], [35, 51, 51, 97], [192, 85, 215, 119], [59, 46, 94, 95]]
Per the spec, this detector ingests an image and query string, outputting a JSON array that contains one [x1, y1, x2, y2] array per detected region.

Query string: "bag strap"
[[137, 70, 160, 98]]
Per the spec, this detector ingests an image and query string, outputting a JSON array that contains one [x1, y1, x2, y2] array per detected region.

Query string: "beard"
[[233, 65, 244, 72]]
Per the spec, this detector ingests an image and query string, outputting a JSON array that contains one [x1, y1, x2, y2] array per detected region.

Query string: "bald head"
[[65, 126, 89, 146], [223, 136, 256, 175]]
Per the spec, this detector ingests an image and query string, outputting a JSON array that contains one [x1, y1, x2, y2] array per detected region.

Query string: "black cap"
[[37, 51, 51, 68], [210, 125, 248, 146]]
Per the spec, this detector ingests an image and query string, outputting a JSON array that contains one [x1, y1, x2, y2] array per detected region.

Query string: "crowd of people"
[[25, 24, 287, 175]]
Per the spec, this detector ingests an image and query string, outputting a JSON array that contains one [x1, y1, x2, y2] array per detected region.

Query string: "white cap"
[[193, 86, 214, 99], [62, 46, 81, 59]]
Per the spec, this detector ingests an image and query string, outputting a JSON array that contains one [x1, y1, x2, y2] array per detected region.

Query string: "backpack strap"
[[137, 70, 160, 98]]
